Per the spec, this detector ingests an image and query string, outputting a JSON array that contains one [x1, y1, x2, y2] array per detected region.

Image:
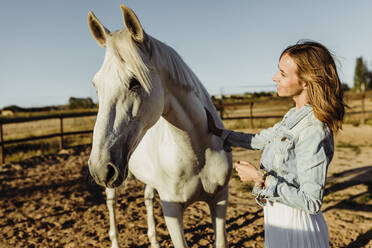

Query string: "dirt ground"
[[0, 124, 371, 248]]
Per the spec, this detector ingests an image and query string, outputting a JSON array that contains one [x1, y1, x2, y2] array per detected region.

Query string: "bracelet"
[[258, 169, 269, 183]]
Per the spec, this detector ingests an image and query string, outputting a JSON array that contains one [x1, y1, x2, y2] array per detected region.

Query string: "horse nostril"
[[106, 163, 118, 185]]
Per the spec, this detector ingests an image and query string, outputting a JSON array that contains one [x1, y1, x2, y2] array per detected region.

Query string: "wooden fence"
[[0, 102, 371, 164], [216, 101, 372, 121], [0, 112, 97, 163]]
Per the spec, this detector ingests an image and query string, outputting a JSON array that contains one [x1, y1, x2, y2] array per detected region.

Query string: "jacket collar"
[[283, 104, 313, 129]]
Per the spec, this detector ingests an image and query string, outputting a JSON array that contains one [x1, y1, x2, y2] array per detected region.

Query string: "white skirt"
[[264, 202, 329, 248]]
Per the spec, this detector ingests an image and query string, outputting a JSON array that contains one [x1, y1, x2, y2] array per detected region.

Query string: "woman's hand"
[[234, 161, 264, 186], [205, 108, 223, 136]]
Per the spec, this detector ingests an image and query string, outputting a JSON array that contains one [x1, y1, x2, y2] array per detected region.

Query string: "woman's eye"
[[129, 77, 141, 91]]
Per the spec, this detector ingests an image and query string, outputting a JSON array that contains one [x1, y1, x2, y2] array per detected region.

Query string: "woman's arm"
[[205, 108, 280, 150], [221, 123, 281, 150], [256, 125, 333, 214]]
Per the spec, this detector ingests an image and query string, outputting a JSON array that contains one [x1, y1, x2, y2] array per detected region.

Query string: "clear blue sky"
[[1, 0, 371, 108]]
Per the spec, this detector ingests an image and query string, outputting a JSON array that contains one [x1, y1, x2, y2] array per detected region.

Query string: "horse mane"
[[148, 35, 207, 97], [110, 30, 212, 105]]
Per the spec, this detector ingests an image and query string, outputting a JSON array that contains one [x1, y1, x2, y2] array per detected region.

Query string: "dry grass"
[[2, 116, 96, 141]]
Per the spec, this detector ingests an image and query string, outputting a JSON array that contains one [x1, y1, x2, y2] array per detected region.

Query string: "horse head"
[[87, 5, 164, 188]]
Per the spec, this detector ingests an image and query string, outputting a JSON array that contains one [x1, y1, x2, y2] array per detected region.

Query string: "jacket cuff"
[[220, 130, 232, 152], [220, 130, 232, 140], [253, 175, 280, 207], [252, 183, 266, 207], [261, 175, 279, 198], [252, 183, 263, 196]]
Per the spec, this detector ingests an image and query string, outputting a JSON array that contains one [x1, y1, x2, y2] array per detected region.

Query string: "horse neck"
[[161, 81, 207, 137], [149, 37, 221, 140]]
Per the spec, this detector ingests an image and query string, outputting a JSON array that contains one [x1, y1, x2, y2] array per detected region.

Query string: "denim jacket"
[[222, 105, 334, 214]]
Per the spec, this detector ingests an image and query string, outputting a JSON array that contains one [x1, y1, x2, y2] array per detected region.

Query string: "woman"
[[206, 41, 346, 247]]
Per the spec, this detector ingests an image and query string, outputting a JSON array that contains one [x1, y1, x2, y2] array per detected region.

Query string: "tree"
[[341, 82, 350, 91], [353, 57, 368, 92], [68, 97, 96, 109]]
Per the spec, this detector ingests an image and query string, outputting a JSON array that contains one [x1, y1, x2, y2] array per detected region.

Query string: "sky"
[[1, 0, 372, 108]]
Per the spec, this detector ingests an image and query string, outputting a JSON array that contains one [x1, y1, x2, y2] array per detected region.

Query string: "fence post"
[[361, 91, 366, 125], [59, 115, 64, 149], [0, 122, 4, 164], [219, 98, 224, 120], [250, 102, 254, 128]]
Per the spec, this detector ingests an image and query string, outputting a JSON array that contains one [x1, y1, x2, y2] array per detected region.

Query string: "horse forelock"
[[108, 30, 152, 94]]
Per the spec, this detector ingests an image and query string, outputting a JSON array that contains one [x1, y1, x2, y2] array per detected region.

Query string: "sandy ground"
[[0, 124, 371, 248]]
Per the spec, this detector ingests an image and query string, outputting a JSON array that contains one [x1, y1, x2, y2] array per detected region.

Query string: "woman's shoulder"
[[308, 111, 331, 130], [299, 112, 333, 141], [292, 109, 332, 140], [295, 113, 334, 159]]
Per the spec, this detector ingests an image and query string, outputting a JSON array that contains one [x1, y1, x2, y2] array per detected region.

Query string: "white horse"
[[87, 5, 232, 248]]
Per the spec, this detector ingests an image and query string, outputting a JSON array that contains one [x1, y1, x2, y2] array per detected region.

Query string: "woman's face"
[[272, 53, 306, 98]]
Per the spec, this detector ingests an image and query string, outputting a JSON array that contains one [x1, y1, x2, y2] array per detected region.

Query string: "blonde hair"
[[281, 41, 346, 133]]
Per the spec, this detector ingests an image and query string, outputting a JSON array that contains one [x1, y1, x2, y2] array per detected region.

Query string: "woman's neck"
[[293, 91, 309, 110]]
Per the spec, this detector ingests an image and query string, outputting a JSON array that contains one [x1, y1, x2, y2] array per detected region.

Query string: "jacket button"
[[281, 137, 287, 141]]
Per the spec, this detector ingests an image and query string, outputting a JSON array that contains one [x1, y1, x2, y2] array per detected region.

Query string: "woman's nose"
[[272, 75, 276, 83], [272, 73, 279, 83]]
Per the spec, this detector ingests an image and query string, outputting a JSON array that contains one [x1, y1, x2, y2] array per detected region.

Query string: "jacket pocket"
[[274, 131, 295, 165]]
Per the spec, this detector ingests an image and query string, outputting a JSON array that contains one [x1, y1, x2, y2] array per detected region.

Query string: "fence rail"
[[0, 105, 371, 164], [0, 112, 97, 163], [0, 112, 97, 124]]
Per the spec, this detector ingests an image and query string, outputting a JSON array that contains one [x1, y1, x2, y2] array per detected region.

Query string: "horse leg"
[[208, 186, 229, 248], [106, 187, 120, 248], [161, 201, 188, 248], [144, 185, 160, 248]]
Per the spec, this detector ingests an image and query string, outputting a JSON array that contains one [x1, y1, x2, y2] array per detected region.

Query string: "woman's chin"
[[277, 91, 285, 97], [277, 90, 290, 98]]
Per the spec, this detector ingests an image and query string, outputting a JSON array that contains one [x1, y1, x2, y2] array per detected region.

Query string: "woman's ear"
[[302, 82, 308, 90]]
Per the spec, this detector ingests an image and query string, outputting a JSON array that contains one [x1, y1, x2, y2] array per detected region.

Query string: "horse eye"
[[129, 77, 141, 91]]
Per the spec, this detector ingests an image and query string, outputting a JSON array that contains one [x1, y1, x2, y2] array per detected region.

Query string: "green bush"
[[68, 97, 96, 109]]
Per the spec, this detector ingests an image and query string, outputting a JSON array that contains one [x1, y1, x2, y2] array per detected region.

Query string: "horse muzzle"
[[88, 159, 127, 188]]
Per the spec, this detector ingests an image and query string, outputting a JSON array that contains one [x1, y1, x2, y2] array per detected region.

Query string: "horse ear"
[[88, 11, 110, 48], [120, 5, 144, 43]]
